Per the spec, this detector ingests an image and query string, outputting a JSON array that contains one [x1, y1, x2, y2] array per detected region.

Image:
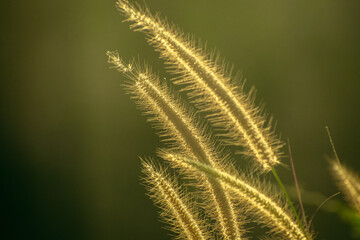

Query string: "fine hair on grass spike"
[[330, 160, 360, 213], [141, 159, 210, 240], [162, 153, 311, 240], [105, 1, 324, 239], [115, 0, 283, 172], [327, 126, 360, 214], [107, 51, 243, 239]]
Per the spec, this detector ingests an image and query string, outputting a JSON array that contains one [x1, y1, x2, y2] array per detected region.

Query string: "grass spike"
[[115, 0, 283, 171], [141, 159, 210, 240], [107, 51, 243, 240], [330, 160, 360, 213], [327, 127, 360, 213], [162, 153, 312, 240]]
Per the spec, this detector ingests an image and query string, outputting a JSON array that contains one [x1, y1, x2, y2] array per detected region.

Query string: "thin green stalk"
[[271, 167, 309, 239]]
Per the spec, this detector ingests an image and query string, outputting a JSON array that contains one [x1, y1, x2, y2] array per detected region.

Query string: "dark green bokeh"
[[1, 0, 360, 239]]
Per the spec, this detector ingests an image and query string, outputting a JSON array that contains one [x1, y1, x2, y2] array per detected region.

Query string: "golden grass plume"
[[107, 51, 243, 239], [162, 153, 309, 240], [115, 0, 283, 172], [106, 1, 317, 239], [330, 160, 360, 213], [141, 159, 210, 240]]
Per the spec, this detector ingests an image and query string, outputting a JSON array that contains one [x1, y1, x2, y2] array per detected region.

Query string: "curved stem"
[[271, 167, 309, 240]]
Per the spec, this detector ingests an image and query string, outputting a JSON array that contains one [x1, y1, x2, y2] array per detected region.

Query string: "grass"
[[106, 1, 359, 239]]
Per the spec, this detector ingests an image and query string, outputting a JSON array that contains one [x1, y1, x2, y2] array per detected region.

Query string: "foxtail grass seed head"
[[115, 0, 283, 172], [107, 1, 318, 239], [330, 160, 360, 213], [141, 159, 210, 240], [165, 154, 311, 240], [108, 53, 243, 240]]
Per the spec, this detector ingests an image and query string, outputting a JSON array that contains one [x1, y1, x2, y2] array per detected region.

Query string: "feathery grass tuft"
[[141, 159, 210, 240], [106, 1, 322, 239], [107, 51, 243, 239], [330, 160, 360, 213], [327, 127, 360, 214], [115, 0, 283, 171], [162, 152, 311, 240]]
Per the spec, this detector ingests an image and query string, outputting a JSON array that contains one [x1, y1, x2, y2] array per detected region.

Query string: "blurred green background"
[[1, 0, 360, 239]]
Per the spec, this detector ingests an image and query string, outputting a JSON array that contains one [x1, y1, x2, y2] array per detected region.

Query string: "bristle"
[[115, 0, 283, 171], [330, 160, 360, 213], [108, 53, 243, 239], [141, 159, 210, 240], [163, 153, 310, 240]]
